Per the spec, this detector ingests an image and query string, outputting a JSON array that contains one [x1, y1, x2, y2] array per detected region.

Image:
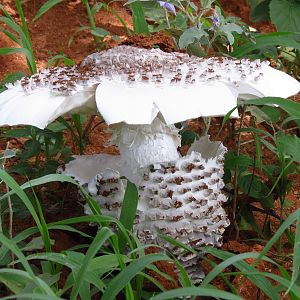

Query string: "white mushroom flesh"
[[109, 116, 181, 183]]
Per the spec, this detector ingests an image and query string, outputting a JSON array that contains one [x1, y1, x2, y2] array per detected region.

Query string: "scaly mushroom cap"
[[1, 46, 299, 128]]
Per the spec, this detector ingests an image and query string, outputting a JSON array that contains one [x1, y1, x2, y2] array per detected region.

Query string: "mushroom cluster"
[[1, 45, 300, 281]]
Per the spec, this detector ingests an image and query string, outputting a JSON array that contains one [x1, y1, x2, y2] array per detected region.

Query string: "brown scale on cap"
[[14, 45, 268, 96]]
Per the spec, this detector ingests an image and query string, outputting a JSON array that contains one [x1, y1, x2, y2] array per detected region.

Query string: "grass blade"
[[46, 54, 75, 68], [253, 209, 299, 266], [0, 27, 21, 45], [232, 32, 300, 57], [0, 235, 55, 295], [150, 287, 243, 300], [101, 253, 170, 300], [130, 1, 150, 36], [246, 97, 300, 119], [1, 293, 63, 300], [0, 169, 43, 232], [118, 180, 138, 253], [32, 0, 64, 22], [70, 227, 114, 300], [286, 209, 300, 294], [203, 248, 281, 300]]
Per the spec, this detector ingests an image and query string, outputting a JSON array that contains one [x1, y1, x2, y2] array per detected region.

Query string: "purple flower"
[[211, 15, 220, 29], [158, 1, 176, 15]]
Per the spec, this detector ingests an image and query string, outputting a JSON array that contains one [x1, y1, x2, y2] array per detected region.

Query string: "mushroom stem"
[[109, 116, 181, 184]]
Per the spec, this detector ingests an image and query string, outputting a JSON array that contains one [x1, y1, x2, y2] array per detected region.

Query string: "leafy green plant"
[[2, 112, 102, 178], [77, 0, 110, 48], [248, 0, 300, 35], [156, 208, 300, 299], [247, 0, 300, 76], [222, 97, 300, 241], [4, 125, 72, 178], [133, 0, 248, 56], [0, 0, 37, 74]]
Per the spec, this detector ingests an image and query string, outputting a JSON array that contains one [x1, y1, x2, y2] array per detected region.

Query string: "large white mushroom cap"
[[0, 45, 299, 128], [0, 68, 97, 129]]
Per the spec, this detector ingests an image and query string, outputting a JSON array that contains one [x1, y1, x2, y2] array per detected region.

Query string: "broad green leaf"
[[179, 27, 208, 49], [250, 0, 271, 22], [91, 27, 110, 38], [245, 97, 300, 119], [238, 174, 273, 208], [219, 105, 238, 132], [221, 23, 243, 45], [180, 129, 199, 146], [276, 132, 300, 163], [247, 106, 273, 124], [224, 151, 253, 171], [232, 32, 300, 57], [21, 140, 41, 160], [260, 105, 281, 123], [5, 127, 31, 138], [240, 204, 263, 235], [270, 0, 300, 39]]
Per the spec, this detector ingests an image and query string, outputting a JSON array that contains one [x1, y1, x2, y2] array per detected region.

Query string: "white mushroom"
[[1, 45, 300, 281]]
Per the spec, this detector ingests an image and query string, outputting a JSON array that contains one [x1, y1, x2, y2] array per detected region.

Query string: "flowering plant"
[[138, 0, 245, 56]]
